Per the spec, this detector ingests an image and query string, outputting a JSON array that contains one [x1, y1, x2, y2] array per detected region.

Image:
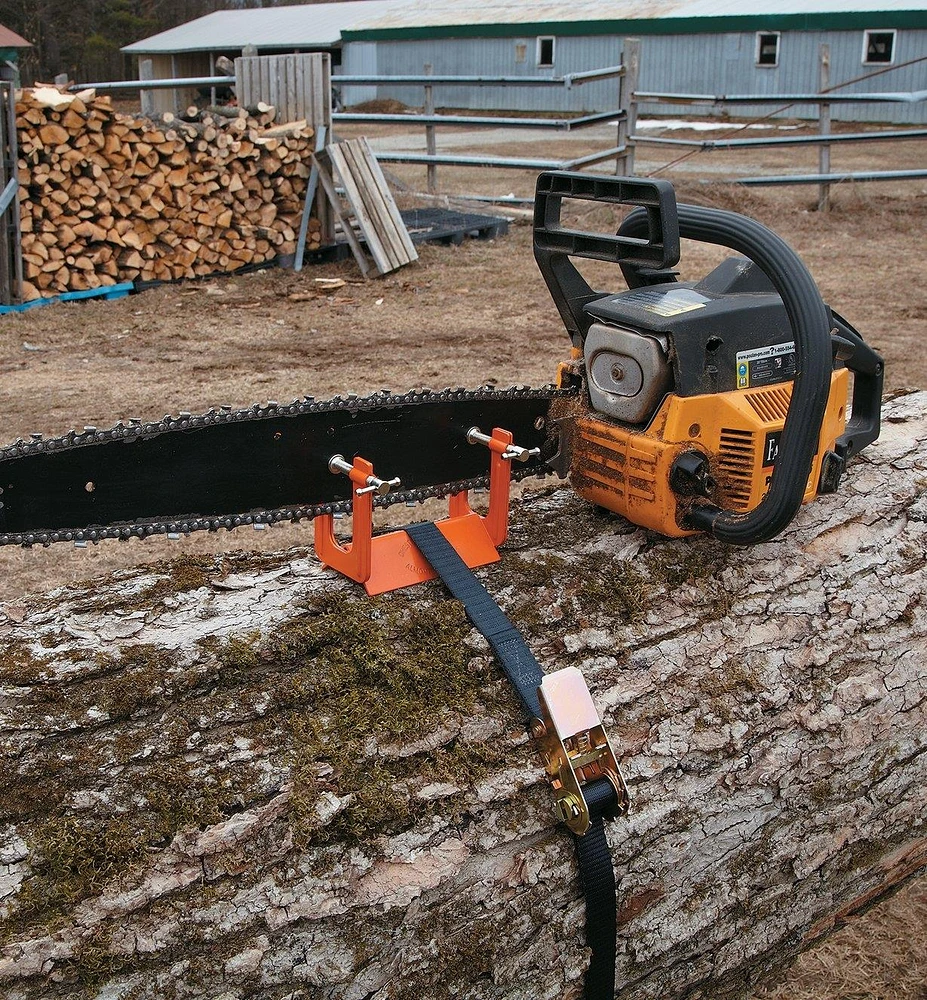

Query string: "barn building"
[[339, 0, 927, 123], [121, 1, 404, 114], [0, 24, 32, 85]]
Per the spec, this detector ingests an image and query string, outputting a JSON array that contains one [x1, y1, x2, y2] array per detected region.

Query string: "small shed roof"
[[344, 0, 927, 39], [122, 1, 405, 55], [0, 24, 32, 48]]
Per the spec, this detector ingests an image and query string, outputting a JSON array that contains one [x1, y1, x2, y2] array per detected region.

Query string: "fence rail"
[[331, 66, 625, 88], [333, 110, 620, 130], [372, 146, 628, 172], [736, 168, 927, 186], [635, 47, 927, 204], [635, 89, 927, 105], [636, 128, 927, 150], [72, 76, 231, 91], [73, 67, 625, 94]]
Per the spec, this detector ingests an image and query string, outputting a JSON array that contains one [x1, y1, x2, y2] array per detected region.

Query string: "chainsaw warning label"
[[735, 341, 796, 388], [621, 287, 710, 317]]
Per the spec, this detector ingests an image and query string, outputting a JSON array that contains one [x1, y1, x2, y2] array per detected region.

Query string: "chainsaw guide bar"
[[0, 385, 577, 547]]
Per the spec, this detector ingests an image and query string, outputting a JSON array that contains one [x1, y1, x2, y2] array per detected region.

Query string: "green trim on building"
[[343, 10, 927, 42], [0, 48, 20, 60]]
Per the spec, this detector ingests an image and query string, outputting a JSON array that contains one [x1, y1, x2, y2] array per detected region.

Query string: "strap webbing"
[[573, 780, 618, 999], [405, 520, 543, 718], [405, 521, 617, 1000]]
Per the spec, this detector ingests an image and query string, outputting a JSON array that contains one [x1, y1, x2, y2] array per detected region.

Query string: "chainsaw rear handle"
[[533, 171, 680, 347], [618, 203, 837, 545], [829, 311, 883, 461]]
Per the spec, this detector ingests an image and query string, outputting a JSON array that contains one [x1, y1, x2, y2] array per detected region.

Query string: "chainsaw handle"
[[830, 311, 884, 460], [620, 204, 833, 545], [533, 172, 680, 346]]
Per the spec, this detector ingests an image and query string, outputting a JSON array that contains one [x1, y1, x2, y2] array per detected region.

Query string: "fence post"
[[818, 44, 831, 211], [139, 59, 154, 117], [170, 54, 179, 116], [209, 52, 217, 109], [424, 63, 437, 194], [616, 37, 640, 175], [1, 82, 24, 304], [0, 83, 9, 305]]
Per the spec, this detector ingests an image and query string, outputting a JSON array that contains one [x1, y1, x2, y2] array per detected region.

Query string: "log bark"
[[0, 392, 925, 999]]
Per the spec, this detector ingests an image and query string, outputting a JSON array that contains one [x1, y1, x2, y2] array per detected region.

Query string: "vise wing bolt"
[[329, 454, 401, 496], [467, 426, 540, 463]]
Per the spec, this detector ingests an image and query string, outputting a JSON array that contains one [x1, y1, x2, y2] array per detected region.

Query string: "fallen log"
[[0, 391, 925, 998]]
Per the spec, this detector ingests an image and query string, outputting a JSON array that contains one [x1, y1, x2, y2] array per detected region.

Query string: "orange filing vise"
[[314, 426, 538, 595]]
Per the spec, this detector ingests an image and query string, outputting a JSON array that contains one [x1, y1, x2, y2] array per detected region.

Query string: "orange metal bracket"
[[314, 456, 376, 585], [314, 428, 517, 595]]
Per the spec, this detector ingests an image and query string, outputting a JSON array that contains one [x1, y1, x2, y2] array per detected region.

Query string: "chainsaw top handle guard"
[[533, 171, 680, 347], [617, 202, 833, 546]]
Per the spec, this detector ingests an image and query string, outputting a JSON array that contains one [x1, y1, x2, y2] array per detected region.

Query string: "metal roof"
[[0, 24, 32, 48], [122, 1, 405, 54], [344, 0, 927, 37]]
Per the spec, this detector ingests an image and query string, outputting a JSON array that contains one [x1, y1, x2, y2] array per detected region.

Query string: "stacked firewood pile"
[[15, 88, 322, 300]]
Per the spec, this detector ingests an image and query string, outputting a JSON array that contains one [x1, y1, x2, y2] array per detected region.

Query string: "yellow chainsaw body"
[[567, 369, 850, 536]]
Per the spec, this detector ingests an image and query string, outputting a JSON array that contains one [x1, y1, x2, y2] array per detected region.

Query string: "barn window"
[[537, 36, 555, 68], [863, 29, 896, 64], [755, 32, 780, 67]]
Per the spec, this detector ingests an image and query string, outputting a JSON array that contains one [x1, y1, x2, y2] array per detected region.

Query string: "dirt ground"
[[1, 120, 925, 997], [1, 174, 924, 596]]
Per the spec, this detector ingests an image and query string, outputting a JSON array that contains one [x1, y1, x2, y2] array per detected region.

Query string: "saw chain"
[[0, 384, 578, 548]]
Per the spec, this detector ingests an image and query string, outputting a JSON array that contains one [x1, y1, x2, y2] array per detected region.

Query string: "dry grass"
[[759, 878, 927, 1000]]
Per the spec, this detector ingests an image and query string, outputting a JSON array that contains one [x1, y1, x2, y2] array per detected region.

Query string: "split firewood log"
[[0, 391, 924, 998], [14, 88, 322, 296]]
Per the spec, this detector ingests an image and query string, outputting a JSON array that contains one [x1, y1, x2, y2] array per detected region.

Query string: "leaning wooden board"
[[314, 136, 418, 276]]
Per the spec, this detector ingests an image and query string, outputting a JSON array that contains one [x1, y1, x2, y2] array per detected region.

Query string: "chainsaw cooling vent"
[[745, 384, 792, 423], [717, 428, 756, 509]]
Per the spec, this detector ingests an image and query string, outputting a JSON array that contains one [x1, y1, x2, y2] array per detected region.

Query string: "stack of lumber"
[[15, 88, 322, 300]]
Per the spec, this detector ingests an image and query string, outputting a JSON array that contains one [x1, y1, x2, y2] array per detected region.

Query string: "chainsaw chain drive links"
[[0, 384, 577, 547]]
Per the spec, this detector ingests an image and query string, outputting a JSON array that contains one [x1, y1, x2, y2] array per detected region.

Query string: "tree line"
[[4, 0, 346, 85]]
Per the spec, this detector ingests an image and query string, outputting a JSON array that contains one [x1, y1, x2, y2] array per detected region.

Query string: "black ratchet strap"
[[406, 521, 619, 1000]]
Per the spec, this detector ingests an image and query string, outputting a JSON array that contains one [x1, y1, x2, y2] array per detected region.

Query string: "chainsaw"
[[0, 172, 883, 550]]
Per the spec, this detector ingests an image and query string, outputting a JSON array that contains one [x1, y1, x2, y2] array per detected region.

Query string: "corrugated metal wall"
[[340, 43, 379, 106], [342, 29, 927, 123], [637, 29, 927, 123], [342, 35, 625, 112]]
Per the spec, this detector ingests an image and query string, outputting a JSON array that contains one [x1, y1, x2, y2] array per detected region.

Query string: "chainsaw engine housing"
[[568, 258, 849, 536]]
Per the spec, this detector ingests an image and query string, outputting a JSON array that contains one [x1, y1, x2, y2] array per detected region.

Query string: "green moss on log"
[[275, 591, 517, 845], [2, 586, 529, 939]]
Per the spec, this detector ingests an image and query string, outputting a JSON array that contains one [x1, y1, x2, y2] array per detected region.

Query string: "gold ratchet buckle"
[[534, 667, 630, 836]]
